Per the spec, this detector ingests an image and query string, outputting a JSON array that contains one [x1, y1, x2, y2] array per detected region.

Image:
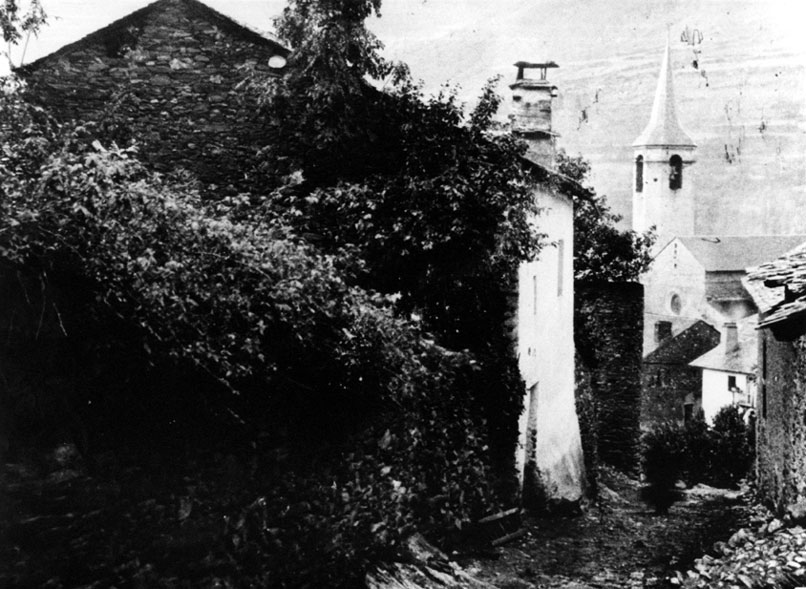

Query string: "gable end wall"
[[21, 0, 282, 193]]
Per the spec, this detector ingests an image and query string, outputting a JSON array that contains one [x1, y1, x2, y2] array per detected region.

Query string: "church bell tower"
[[632, 39, 696, 240]]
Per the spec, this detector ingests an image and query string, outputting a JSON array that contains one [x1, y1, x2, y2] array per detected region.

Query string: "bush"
[[641, 423, 687, 513], [641, 406, 755, 515], [710, 405, 754, 488], [682, 410, 714, 485], [0, 94, 498, 587]]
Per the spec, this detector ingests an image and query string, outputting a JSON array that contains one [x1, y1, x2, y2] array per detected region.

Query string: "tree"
[[0, 0, 47, 69], [251, 0, 548, 492], [556, 149, 655, 282]]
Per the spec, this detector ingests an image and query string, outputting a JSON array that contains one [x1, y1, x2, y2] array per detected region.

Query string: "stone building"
[[641, 320, 720, 426], [633, 39, 806, 425], [511, 62, 586, 508], [745, 242, 806, 513], [17, 0, 289, 195]]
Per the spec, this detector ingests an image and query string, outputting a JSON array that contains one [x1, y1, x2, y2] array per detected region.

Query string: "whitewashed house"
[[689, 316, 757, 423], [510, 62, 586, 508]]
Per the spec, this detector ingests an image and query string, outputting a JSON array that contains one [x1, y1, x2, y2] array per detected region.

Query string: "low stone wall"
[[576, 282, 644, 474]]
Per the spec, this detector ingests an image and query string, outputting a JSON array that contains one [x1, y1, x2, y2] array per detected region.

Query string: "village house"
[[641, 319, 719, 426], [633, 39, 806, 425], [510, 62, 586, 508], [16, 0, 289, 195], [689, 316, 758, 423], [10, 0, 588, 509], [745, 241, 806, 514]]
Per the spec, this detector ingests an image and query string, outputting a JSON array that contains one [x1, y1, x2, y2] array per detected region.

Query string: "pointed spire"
[[633, 37, 695, 148]]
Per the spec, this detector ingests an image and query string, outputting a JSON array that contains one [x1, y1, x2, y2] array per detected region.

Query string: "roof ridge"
[[16, 0, 288, 74]]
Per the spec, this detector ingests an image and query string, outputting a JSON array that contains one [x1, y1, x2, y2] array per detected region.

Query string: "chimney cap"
[[514, 61, 559, 81], [514, 61, 559, 69]]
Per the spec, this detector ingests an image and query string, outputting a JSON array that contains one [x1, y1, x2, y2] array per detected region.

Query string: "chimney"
[[510, 61, 559, 168], [724, 322, 739, 353]]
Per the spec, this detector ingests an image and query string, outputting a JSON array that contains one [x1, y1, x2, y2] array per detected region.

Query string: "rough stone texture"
[[640, 320, 720, 426], [18, 0, 288, 195], [756, 325, 806, 515], [575, 282, 644, 474]]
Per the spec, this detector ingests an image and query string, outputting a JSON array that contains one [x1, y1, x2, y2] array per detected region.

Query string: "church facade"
[[634, 40, 806, 424]]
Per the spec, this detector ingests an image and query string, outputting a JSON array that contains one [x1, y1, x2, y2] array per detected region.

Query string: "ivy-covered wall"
[[19, 0, 288, 195], [575, 282, 644, 474], [756, 325, 806, 514]]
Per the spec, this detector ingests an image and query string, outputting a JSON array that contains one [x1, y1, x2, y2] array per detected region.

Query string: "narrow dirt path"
[[1, 457, 748, 588], [458, 469, 749, 589]]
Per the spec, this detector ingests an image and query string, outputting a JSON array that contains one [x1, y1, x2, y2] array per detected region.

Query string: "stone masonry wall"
[[756, 327, 806, 514], [20, 0, 287, 195], [641, 321, 720, 426], [575, 282, 644, 473], [641, 365, 702, 426]]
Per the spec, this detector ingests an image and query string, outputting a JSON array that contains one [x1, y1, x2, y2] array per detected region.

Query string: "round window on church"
[[669, 293, 682, 315]]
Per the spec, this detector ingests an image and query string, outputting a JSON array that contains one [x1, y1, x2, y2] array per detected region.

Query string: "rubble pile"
[[675, 501, 806, 588]]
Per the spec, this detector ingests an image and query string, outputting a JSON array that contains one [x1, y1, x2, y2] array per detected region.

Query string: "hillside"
[[370, 0, 806, 234], [10, 0, 806, 234]]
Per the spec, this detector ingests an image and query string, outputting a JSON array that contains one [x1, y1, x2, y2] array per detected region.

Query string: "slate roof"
[[741, 275, 785, 315], [689, 315, 758, 374], [746, 240, 806, 328], [644, 320, 720, 365], [17, 0, 289, 74], [676, 235, 806, 272]]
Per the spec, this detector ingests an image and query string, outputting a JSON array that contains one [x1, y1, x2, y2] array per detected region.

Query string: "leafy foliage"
[[0, 91, 496, 586], [710, 405, 755, 488], [641, 407, 755, 514], [556, 149, 655, 282], [641, 423, 686, 514], [253, 0, 548, 493]]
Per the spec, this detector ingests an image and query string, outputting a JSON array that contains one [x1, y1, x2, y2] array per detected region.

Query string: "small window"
[[728, 375, 737, 390], [635, 155, 644, 192], [532, 275, 538, 315], [669, 154, 683, 190], [684, 403, 694, 424], [655, 320, 672, 343], [557, 239, 565, 297], [670, 293, 682, 315]]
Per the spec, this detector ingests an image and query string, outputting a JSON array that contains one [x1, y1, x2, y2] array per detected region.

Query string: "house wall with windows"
[[690, 316, 757, 423], [516, 187, 585, 507], [700, 369, 755, 423], [511, 62, 585, 509]]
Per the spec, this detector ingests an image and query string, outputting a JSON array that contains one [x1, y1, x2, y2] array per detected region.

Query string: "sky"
[[5, 0, 806, 232]]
